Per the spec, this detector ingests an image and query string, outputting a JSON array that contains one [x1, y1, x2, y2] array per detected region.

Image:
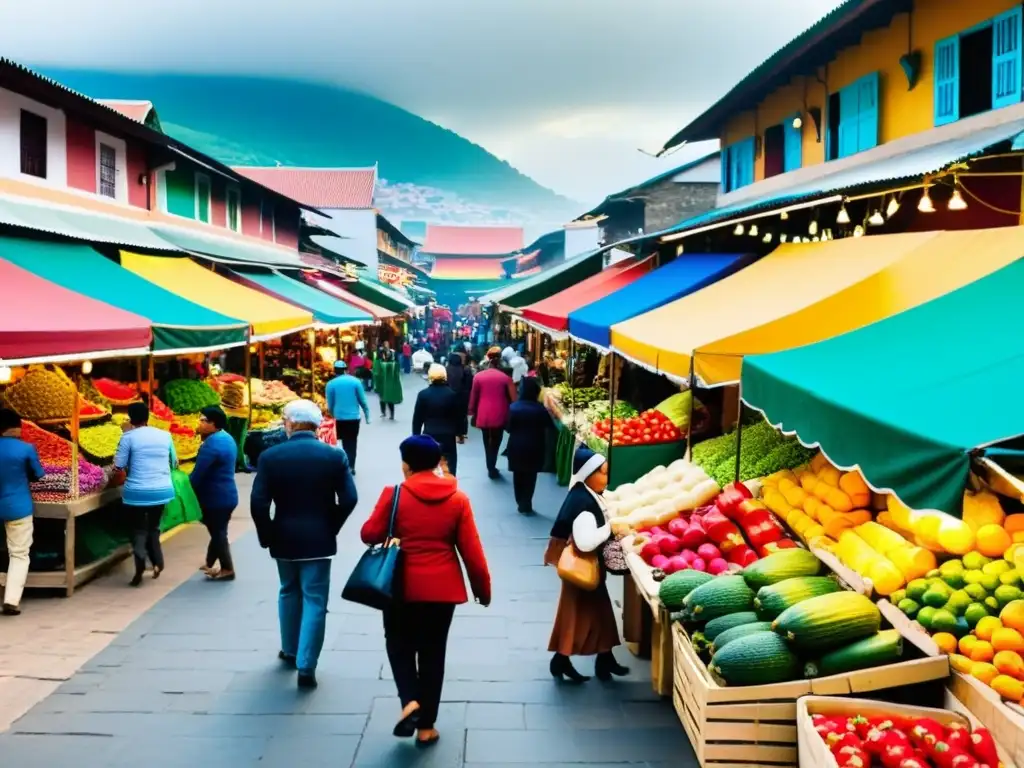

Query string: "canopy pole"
[[135, 358, 142, 392], [245, 340, 253, 428], [568, 336, 576, 425], [733, 385, 744, 484], [335, 329, 342, 366], [608, 351, 617, 482], [147, 356, 155, 409], [258, 342, 265, 381], [308, 329, 317, 397], [685, 356, 696, 461], [70, 368, 81, 500]]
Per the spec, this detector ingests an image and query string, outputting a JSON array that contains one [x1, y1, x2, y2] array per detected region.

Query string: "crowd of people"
[[0, 336, 629, 750]]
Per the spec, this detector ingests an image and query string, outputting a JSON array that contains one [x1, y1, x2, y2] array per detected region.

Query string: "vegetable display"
[[653, 390, 701, 429], [585, 399, 637, 423], [591, 408, 682, 447], [691, 421, 814, 488], [78, 423, 124, 462], [162, 379, 221, 415], [251, 378, 299, 409], [551, 383, 607, 406], [3, 367, 107, 423], [91, 377, 141, 405]]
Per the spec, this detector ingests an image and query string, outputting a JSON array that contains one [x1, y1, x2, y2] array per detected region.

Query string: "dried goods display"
[[3, 367, 107, 423], [20, 420, 108, 500], [219, 380, 246, 410], [250, 378, 299, 408]]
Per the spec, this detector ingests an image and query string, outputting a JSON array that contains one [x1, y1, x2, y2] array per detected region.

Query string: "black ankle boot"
[[595, 651, 630, 681], [549, 653, 590, 684]]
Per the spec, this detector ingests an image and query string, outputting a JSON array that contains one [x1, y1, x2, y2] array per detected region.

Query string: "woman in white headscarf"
[[543, 447, 629, 684]]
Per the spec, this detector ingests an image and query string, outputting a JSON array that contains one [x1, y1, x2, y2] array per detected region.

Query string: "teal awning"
[[151, 225, 305, 267], [345, 277, 415, 314], [0, 236, 248, 354], [232, 270, 373, 327]]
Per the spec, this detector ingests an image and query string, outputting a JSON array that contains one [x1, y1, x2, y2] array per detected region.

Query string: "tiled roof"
[[96, 99, 155, 123], [232, 166, 377, 209], [421, 225, 524, 256]]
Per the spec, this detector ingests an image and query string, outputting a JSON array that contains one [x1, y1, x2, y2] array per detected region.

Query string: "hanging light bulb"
[[808, 219, 819, 236], [853, 225, 865, 238], [792, 115, 803, 130], [812, 236, 820, 242], [918, 187, 935, 213], [733, 223, 745, 236], [675, 244, 685, 256], [867, 210, 886, 227], [836, 205, 851, 225], [762, 232, 773, 243], [748, 224, 759, 237], [948, 185, 968, 211], [780, 210, 789, 220], [886, 196, 900, 219], [81, 360, 93, 375], [0, 365, 10, 384], [780, 234, 788, 243]]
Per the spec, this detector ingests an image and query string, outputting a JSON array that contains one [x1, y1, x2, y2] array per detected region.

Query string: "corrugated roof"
[[97, 99, 155, 124], [232, 166, 377, 209], [421, 224, 524, 256]]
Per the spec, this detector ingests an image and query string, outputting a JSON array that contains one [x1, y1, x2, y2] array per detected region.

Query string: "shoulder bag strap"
[[386, 485, 401, 540]]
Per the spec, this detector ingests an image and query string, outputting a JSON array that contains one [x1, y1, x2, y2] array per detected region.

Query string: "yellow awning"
[[120, 252, 313, 341], [611, 227, 1024, 385]]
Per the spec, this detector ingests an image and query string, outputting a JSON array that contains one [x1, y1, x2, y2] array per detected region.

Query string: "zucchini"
[[703, 611, 760, 641], [754, 576, 842, 620], [659, 571, 715, 610], [682, 575, 756, 621], [710, 621, 773, 654], [742, 548, 822, 590], [804, 629, 904, 678], [772, 592, 881, 653], [709, 632, 801, 686]]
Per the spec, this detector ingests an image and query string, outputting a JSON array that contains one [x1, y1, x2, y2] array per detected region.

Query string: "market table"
[[624, 552, 674, 696]]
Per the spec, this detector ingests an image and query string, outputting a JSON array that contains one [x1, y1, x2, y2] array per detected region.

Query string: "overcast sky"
[[0, 0, 844, 203]]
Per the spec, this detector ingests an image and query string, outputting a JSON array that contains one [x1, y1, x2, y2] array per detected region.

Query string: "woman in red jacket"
[[361, 435, 491, 748]]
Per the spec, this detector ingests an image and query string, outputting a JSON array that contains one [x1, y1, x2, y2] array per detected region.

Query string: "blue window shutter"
[[837, 85, 859, 158], [739, 138, 755, 188], [934, 35, 960, 125], [784, 116, 803, 171], [856, 72, 880, 152], [721, 150, 730, 192], [993, 7, 1023, 109]]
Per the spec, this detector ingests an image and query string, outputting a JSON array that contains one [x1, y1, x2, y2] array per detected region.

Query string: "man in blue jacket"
[[250, 399, 358, 689], [325, 360, 370, 475], [0, 409, 44, 616]]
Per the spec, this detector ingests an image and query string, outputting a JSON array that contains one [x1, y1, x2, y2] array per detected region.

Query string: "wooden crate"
[[671, 624, 950, 768], [949, 670, 1024, 768], [625, 554, 674, 696]]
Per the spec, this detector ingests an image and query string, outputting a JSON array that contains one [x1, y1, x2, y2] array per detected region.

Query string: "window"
[[20, 110, 47, 178], [763, 115, 803, 180], [98, 143, 117, 198], [935, 7, 1022, 126], [226, 186, 241, 232], [720, 137, 756, 193], [195, 173, 211, 223], [826, 72, 880, 160]]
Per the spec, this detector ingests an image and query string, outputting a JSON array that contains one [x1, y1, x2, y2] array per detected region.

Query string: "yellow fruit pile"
[[3, 367, 76, 422], [78, 423, 124, 461], [879, 496, 977, 555], [944, 601, 1024, 703]]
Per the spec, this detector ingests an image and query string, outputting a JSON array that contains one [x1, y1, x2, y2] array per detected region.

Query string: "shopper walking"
[[190, 406, 238, 581], [468, 347, 516, 478], [251, 399, 358, 689], [505, 377, 549, 515], [412, 364, 467, 476], [545, 447, 629, 683], [375, 348, 403, 420], [445, 352, 474, 414], [0, 409, 44, 616], [325, 360, 371, 474], [401, 340, 412, 374], [361, 435, 491, 747], [113, 402, 176, 587]]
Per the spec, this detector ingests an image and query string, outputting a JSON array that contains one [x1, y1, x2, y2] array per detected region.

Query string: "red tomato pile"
[[591, 409, 682, 447]]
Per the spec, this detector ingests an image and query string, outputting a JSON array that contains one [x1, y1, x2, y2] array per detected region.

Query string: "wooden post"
[[70, 369, 81, 500], [258, 342, 265, 381], [733, 385, 744, 483], [245, 341, 253, 427], [308, 328, 316, 396], [135, 358, 142, 392], [685, 356, 696, 461], [147, 356, 155, 408]]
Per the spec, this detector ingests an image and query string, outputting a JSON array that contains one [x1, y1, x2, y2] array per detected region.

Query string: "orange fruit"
[[993, 627, 1024, 653], [932, 632, 957, 655], [1006, 514, 1024, 535], [992, 674, 1024, 701], [950, 653, 975, 674], [994, 650, 1024, 678], [959, 635, 979, 655], [972, 661, 1000, 684], [969, 640, 995, 663], [976, 616, 1004, 642], [1001, 600, 1024, 632], [976, 525, 1013, 558]]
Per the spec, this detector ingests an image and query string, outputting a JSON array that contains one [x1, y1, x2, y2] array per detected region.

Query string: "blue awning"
[[567, 253, 751, 350]]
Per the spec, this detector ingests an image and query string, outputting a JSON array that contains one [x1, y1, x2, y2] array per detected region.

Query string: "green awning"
[[232, 270, 373, 327], [0, 236, 248, 354], [741, 258, 1024, 517], [345, 277, 414, 314], [151, 225, 305, 267], [479, 248, 604, 308]]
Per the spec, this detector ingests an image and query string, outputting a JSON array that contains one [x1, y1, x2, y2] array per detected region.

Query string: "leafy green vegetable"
[[694, 419, 812, 485], [553, 384, 608, 407], [162, 379, 221, 415], [585, 400, 637, 421]]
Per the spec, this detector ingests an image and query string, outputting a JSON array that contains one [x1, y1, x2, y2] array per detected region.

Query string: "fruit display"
[[31, 459, 107, 499], [161, 379, 221, 415], [590, 408, 683, 447], [219, 380, 247, 410], [250, 407, 277, 430], [585, 399, 637, 422], [91, 377, 141, 405], [171, 430, 201, 462], [653, 390, 702, 429], [3, 366, 107, 423], [691, 420, 815, 488], [809, 710, 1002, 768], [149, 395, 175, 422], [605, 459, 720, 535], [22, 419, 73, 464], [78, 423, 124, 462], [251, 378, 299, 409], [551, 383, 607, 407]]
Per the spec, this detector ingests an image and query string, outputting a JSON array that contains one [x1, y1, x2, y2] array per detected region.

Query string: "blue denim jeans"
[[276, 559, 331, 674]]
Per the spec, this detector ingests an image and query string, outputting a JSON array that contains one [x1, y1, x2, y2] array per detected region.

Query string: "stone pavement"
[[0, 378, 697, 767]]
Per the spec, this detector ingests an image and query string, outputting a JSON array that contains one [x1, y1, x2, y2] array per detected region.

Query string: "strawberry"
[[831, 732, 863, 756], [899, 759, 930, 768], [967, 729, 999, 766], [933, 742, 973, 768], [880, 744, 912, 768], [836, 746, 871, 767], [850, 715, 873, 739], [910, 719, 946, 750], [945, 725, 971, 752]]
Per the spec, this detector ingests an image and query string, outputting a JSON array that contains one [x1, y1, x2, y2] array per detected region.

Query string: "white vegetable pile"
[[606, 459, 720, 535]]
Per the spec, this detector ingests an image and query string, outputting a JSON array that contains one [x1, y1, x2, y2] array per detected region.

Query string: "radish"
[[707, 557, 729, 575], [690, 557, 707, 572], [681, 527, 706, 549], [697, 543, 721, 561], [666, 518, 689, 538], [679, 549, 698, 564], [651, 554, 670, 570], [665, 555, 690, 573], [640, 540, 662, 563], [658, 535, 683, 556]]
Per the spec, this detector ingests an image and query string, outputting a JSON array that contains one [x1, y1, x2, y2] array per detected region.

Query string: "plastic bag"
[[161, 469, 203, 532]]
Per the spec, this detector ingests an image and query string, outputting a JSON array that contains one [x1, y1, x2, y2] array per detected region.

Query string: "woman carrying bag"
[[358, 435, 491, 747], [545, 446, 630, 684]]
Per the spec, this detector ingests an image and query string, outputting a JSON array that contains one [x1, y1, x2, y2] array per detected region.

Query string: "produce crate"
[[671, 624, 949, 767], [794, 695, 1018, 768], [876, 598, 942, 657], [949, 670, 1024, 768]]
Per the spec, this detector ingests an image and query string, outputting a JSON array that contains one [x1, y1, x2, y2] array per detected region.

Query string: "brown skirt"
[[544, 538, 620, 657]]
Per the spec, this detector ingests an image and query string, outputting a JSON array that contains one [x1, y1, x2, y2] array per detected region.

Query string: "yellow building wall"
[[721, 0, 1022, 182]]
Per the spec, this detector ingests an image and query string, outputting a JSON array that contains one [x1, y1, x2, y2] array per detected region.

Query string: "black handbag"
[[341, 486, 402, 610]]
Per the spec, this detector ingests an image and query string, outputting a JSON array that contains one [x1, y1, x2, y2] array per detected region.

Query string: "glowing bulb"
[[0, 365, 10, 384], [808, 219, 819, 236], [675, 244, 684, 256], [948, 187, 968, 211], [780, 210, 789, 220], [886, 197, 900, 218], [918, 188, 935, 213], [762, 232, 773, 243], [853, 225, 865, 238], [836, 206, 850, 225], [780, 234, 788, 243], [81, 360, 93, 375], [733, 224, 745, 236], [812, 236, 820, 242], [867, 210, 885, 227], [792, 116, 803, 130], [748, 224, 759, 237]]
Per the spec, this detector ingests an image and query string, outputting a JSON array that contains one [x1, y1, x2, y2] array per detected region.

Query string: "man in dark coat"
[[412, 364, 468, 475], [251, 399, 357, 690], [505, 377, 551, 514]]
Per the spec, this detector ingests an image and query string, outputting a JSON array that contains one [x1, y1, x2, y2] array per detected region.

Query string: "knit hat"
[[400, 435, 442, 472], [282, 399, 323, 427]]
